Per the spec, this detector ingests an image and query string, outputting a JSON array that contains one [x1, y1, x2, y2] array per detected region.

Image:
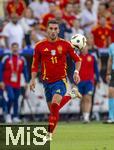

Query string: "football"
[[70, 34, 87, 50]]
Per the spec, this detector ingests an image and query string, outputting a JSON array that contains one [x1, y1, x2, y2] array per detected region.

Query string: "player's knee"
[[52, 94, 62, 104]]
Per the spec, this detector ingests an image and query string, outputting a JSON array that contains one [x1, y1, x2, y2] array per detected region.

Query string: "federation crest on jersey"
[[87, 56, 92, 62], [51, 50, 56, 56], [57, 45, 63, 54]]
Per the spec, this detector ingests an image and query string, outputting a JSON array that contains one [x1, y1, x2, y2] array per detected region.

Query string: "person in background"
[[72, 2, 81, 19], [0, 42, 29, 123], [86, 33, 101, 71], [105, 42, 114, 123], [67, 19, 84, 85], [29, 0, 49, 19], [62, 3, 76, 27], [54, 9, 72, 39], [6, 0, 26, 18], [97, 2, 111, 23], [30, 20, 46, 48], [72, 19, 84, 36], [2, 13, 24, 50], [0, 19, 5, 49], [91, 16, 110, 54], [80, 0, 97, 33], [19, 7, 36, 47], [78, 44, 100, 123], [109, 0, 114, 14], [41, 2, 56, 30], [86, 33, 101, 120], [108, 13, 114, 44]]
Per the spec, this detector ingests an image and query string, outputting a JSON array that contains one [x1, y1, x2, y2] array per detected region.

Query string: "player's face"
[[86, 1, 93, 10], [99, 17, 106, 26], [11, 13, 19, 24], [47, 24, 59, 41], [87, 34, 94, 45], [11, 44, 19, 54]]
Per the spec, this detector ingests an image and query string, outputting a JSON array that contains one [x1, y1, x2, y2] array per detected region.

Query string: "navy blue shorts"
[[78, 80, 94, 95], [43, 80, 67, 102]]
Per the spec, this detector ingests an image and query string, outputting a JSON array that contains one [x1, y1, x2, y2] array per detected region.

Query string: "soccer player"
[[0, 42, 29, 123], [105, 43, 114, 123], [78, 44, 100, 123], [30, 19, 82, 141]]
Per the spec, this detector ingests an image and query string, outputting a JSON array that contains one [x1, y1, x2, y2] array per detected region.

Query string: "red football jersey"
[[79, 53, 95, 82], [63, 12, 76, 27], [92, 25, 111, 48], [6, 0, 26, 17], [31, 38, 81, 83], [3, 55, 25, 88]]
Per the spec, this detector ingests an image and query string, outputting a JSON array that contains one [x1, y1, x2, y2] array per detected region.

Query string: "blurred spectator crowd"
[[0, 0, 114, 52], [0, 0, 114, 122]]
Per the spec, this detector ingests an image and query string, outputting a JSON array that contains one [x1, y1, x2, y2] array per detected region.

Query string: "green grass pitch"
[[51, 122, 114, 150], [0, 121, 114, 150]]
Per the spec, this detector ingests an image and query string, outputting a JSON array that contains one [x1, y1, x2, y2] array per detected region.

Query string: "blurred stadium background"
[[0, 0, 114, 122]]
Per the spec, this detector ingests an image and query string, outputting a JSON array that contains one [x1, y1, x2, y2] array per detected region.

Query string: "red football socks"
[[59, 95, 71, 110], [48, 96, 71, 133], [48, 103, 59, 133]]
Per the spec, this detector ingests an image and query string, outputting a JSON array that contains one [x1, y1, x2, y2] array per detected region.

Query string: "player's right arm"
[[30, 43, 41, 91]]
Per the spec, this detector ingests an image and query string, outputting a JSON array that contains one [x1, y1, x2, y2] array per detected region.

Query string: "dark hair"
[[85, 0, 93, 6], [11, 42, 19, 46], [47, 19, 59, 26]]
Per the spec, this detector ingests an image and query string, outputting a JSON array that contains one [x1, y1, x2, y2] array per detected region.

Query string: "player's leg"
[[48, 80, 66, 135], [59, 89, 82, 110], [107, 87, 114, 123], [48, 93, 61, 134], [12, 88, 21, 123], [59, 95, 71, 110], [43, 83, 54, 141], [81, 81, 94, 123], [5, 86, 14, 123], [0, 89, 7, 122], [59, 79, 82, 110], [106, 72, 114, 123], [43, 82, 52, 111], [44, 95, 61, 141], [82, 94, 92, 123]]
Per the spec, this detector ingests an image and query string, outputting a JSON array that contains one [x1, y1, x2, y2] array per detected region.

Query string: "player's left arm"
[[73, 61, 81, 84], [67, 42, 82, 84]]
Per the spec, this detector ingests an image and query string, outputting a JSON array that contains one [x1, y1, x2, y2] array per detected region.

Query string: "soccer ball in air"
[[70, 34, 87, 50]]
